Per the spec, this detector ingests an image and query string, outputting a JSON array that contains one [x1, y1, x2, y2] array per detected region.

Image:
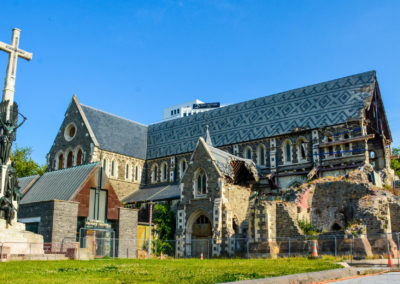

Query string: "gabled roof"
[[147, 71, 376, 159], [193, 137, 259, 183], [18, 175, 40, 195], [20, 163, 98, 204], [122, 184, 180, 203], [80, 104, 148, 159]]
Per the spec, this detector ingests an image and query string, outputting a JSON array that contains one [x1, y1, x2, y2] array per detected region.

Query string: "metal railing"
[[1, 232, 400, 262]]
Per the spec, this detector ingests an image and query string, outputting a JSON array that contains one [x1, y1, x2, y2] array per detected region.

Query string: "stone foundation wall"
[[52, 200, 79, 244], [19, 201, 56, 243], [276, 203, 302, 238], [390, 203, 400, 232], [19, 200, 78, 244], [117, 207, 138, 258]]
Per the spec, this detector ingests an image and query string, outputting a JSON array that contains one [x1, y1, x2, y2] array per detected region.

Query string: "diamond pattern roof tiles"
[[146, 71, 375, 159]]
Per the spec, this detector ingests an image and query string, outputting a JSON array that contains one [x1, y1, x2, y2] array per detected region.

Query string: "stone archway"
[[186, 210, 212, 257]]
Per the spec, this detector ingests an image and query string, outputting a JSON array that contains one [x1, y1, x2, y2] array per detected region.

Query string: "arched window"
[[102, 158, 107, 172], [282, 140, 292, 164], [179, 158, 187, 179], [244, 146, 252, 160], [326, 132, 334, 157], [151, 164, 158, 183], [344, 133, 350, 153], [370, 151, 376, 159], [195, 168, 207, 196], [67, 151, 73, 168], [257, 145, 266, 165], [76, 149, 82, 166], [161, 162, 168, 182], [111, 160, 115, 177], [297, 138, 307, 162], [134, 165, 139, 181], [58, 153, 64, 170], [125, 163, 130, 180], [370, 151, 376, 168]]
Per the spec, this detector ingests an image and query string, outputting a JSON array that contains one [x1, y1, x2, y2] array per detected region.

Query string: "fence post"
[[288, 238, 291, 258], [334, 236, 337, 259], [397, 233, 400, 268], [350, 237, 353, 265], [29, 243, 32, 260], [0, 242, 3, 260], [246, 238, 249, 259]]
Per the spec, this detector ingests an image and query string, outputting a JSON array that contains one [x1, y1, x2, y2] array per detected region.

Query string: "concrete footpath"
[[222, 267, 387, 284]]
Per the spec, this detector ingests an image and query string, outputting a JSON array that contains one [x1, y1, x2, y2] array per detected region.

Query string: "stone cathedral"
[[24, 70, 399, 257]]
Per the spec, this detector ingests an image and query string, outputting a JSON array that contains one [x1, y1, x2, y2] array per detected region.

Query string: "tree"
[[152, 203, 176, 255], [391, 147, 400, 178], [10, 146, 46, 178]]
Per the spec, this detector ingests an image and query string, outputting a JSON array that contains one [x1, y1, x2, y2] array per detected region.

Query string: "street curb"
[[222, 267, 387, 284]]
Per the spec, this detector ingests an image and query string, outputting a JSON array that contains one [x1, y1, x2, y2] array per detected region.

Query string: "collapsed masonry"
[[249, 165, 400, 258]]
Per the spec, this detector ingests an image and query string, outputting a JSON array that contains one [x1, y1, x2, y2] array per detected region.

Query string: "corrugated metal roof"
[[122, 184, 180, 203], [20, 163, 98, 204], [80, 104, 148, 159], [146, 71, 376, 159], [18, 175, 39, 194]]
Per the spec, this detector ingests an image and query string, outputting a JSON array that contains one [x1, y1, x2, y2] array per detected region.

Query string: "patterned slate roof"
[[18, 175, 39, 195], [146, 71, 376, 159], [122, 184, 180, 203], [80, 104, 148, 159], [20, 163, 98, 204]]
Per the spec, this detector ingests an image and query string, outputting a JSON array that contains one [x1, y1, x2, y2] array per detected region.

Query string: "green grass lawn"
[[0, 257, 342, 283]]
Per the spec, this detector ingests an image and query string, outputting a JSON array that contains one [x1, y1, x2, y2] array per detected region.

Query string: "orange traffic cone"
[[312, 240, 318, 258], [388, 251, 393, 267], [200, 252, 203, 260]]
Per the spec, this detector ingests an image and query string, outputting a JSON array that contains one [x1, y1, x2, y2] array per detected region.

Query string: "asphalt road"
[[336, 271, 400, 283]]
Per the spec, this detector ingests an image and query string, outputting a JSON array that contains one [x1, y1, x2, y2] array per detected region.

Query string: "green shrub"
[[297, 218, 322, 236]]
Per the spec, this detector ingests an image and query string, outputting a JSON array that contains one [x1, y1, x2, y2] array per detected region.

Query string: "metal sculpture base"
[[0, 219, 44, 260]]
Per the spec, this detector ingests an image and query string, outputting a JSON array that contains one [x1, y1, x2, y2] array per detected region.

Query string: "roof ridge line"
[[45, 162, 99, 174], [80, 103, 148, 127], [148, 70, 375, 128]]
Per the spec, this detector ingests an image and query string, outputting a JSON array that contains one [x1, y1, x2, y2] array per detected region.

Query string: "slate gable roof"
[[20, 163, 98, 204], [146, 71, 376, 159], [207, 144, 259, 181], [122, 184, 180, 203], [18, 175, 39, 195], [80, 104, 148, 159]]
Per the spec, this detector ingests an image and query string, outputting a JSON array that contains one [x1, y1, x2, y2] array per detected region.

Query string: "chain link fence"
[[1, 232, 400, 262]]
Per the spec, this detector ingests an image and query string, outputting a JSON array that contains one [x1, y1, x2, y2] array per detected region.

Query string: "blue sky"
[[0, 0, 399, 164]]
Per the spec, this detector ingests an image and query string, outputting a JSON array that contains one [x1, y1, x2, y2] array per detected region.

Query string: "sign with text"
[[193, 102, 220, 109]]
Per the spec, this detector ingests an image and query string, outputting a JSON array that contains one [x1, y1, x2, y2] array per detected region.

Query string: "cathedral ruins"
[[18, 70, 400, 258]]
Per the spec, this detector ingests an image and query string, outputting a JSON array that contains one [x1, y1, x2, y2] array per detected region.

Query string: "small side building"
[[18, 163, 138, 258]]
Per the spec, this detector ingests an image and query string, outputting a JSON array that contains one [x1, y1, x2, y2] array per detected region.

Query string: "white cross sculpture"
[[0, 28, 32, 111]]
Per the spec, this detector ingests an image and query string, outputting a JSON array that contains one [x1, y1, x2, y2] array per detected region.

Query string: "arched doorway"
[[187, 212, 212, 257]]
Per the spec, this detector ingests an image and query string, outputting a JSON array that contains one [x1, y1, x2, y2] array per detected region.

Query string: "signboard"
[[193, 102, 220, 109]]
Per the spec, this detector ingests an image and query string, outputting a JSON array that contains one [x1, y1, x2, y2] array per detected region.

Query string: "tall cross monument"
[[0, 28, 32, 225], [0, 28, 32, 117]]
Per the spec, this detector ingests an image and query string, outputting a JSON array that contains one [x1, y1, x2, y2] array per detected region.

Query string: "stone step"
[[7, 253, 69, 261]]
